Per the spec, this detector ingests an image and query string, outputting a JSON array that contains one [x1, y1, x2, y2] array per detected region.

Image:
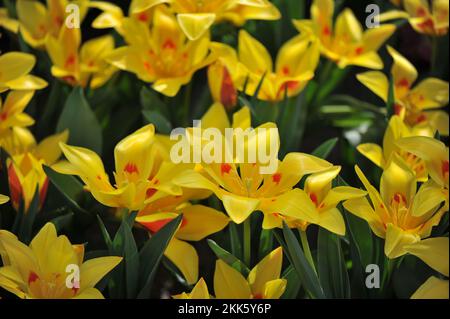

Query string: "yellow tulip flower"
[[0, 90, 35, 138], [357, 46, 449, 135], [137, 198, 229, 284], [0, 52, 48, 93], [293, 0, 396, 69], [106, 7, 215, 97], [380, 0, 449, 36], [396, 136, 449, 204], [276, 166, 367, 236], [405, 237, 449, 299], [54, 124, 188, 211], [207, 42, 248, 110], [0, 8, 19, 33], [0, 222, 122, 299], [357, 115, 434, 182], [45, 26, 117, 89], [343, 154, 447, 259], [214, 247, 286, 299], [238, 30, 320, 102], [173, 277, 210, 299], [173, 103, 335, 225], [16, 0, 90, 49], [130, 0, 281, 41], [1, 127, 69, 212]]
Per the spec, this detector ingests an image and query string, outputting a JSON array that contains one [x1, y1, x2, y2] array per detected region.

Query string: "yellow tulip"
[[396, 136, 449, 205], [343, 154, 447, 259], [293, 0, 396, 69], [173, 103, 335, 225], [45, 25, 117, 89], [0, 8, 19, 33], [357, 46, 449, 135], [16, 0, 90, 49], [130, 0, 280, 41], [0, 52, 48, 93], [172, 277, 210, 299], [277, 166, 367, 236], [405, 237, 449, 299], [54, 124, 189, 211], [238, 30, 320, 102], [207, 43, 248, 110], [357, 115, 434, 182], [0, 222, 122, 299], [106, 7, 215, 97], [380, 0, 449, 36], [214, 247, 286, 299], [0, 90, 35, 138], [1, 127, 69, 212]]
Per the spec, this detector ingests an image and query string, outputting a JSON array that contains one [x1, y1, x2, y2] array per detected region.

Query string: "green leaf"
[[56, 87, 103, 154], [50, 211, 74, 232], [137, 214, 182, 299], [140, 87, 169, 117], [229, 222, 243, 261], [18, 187, 40, 244], [317, 228, 351, 299], [142, 110, 172, 134], [207, 239, 250, 277], [258, 229, 274, 261], [282, 222, 325, 299], [43, 166, 89, 215], [312, 137, 339, 159], [96, 215, 113, 250], [282, 265, 301, 299]]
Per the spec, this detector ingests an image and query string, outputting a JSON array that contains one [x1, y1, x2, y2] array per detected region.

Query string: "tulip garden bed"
[[0, 0, 448, 301]]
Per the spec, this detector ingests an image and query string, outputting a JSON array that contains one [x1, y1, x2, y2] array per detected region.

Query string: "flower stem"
[[243, 218, 251, 267], [299, 229, 317, 275]]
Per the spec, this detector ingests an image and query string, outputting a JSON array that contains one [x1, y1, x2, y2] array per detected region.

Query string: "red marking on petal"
[[64, 54, 76, 68], [272, 173, 282, 185], [221, 163, 232, 175], [253, 293, 263, 299], [442, 160, 449, 177], [7, 163, 23, 208], [28, 271, 39, 284], [282, 66, 290, 75], [0, 112, 7, 121], [141, 216, 187, 233], [143, 61, 152, 73], [416, 7, 427, 17], [137, 12, 148, 22], [124, 163, 139, 174], [162, 39, 176, 50], [310, 193, 318, 206], [220, 66, 237, 109], [394, 104, 403, 115], [355, 47, 364, 55], [322, 25, 331, 36], [397, 78, 409, 88], [146, 188, 157, 199], [416, 113, 427, 123], [39, 178, 49, 209]]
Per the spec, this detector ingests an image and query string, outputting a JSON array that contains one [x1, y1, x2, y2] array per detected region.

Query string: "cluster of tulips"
[[0, 0, 448, 299]]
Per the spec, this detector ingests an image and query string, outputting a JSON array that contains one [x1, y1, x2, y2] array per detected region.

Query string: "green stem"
[[381, 258, 396, 295], [431, 35, 439, 76], [299, 229, 317, 275], [243, 218, 251, 267]]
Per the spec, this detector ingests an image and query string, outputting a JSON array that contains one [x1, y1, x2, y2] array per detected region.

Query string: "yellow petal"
[[222, 194, 260, 224], [177, 13, 216, 41], [188, 277, 210, 299], [362, 24, 396, 52], [214, 260, 251, 299], [356, 71, 389, 102], [357, 143, 385, 168], [201, 102, 231, 132], [248, 247, 283, 297], [80, 256, 122, 290], [73, 287, 105, 299], [238, 30, 273, 74], [343, 197, 386, 238], [404, 237, 449, 276], [387, 46, 418, 95], [165, 238, 198, 285], [175, 205, 229, 241], [411, 276, 449, 299], [29, 223, 58, 270], [0, 52, 35, 83], [384, 223, 420, 259], [263, 278, 287, 299], [34, 130, 69, 165], [322, 186, 367, 211], [335, 9, 363, 43], [0, 194, 9, 205], [427, 111, 449, 136], [409, 78, 449, 110], [317, 207, 346, 236]]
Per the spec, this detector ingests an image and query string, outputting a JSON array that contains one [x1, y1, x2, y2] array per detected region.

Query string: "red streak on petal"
[[417, 7, 427, 17], [138, 12, 148, 22], [39, 178, 49, 208], [355, 47, 364, 55], [253, 293, 263, 299], [282, 66, 290, 75], [442, 160, 449, 177], [64, 54, 76, 68], [416, 113, 427, 123], [8, 163, 23, 207], [221, 163, 232, 175], [322, 25, 331, 36], [146, 188, 157, 199], [310, 193, 318, 206], [141, 216, 187, 233], [28, 271, 39, 284], [220, 66, 237, 109], [394, 104, 403, 115], [397, 78, 409, 88], [0, 112, 7, 121]]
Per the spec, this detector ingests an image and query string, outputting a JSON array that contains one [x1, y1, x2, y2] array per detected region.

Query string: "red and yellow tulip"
[[344, 154, 447, 259], [357, 46, 449, 135], [293, 0, 395, 69], [0, 222, 122, 299]]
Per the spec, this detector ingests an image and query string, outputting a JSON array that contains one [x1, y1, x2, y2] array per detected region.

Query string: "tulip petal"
[[165, 238, 198, 285], [317, 207, 346, 236], [357, 143, 385, 168], [222, 194, 260, 224], [263, 278, 287, 299], [384, 223, 420, 259], [248, 247, 283, 296], [238, 30, 273, 74], [177, 13, 216, 41], [80, 256, 123, 290], [404, 237, 449, 276], [214, 260, 251, 299], [73, 287, 105, 299], [411, 276, 449, 299]]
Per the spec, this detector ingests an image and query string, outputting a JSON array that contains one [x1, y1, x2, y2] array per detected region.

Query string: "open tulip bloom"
[[0, 0, 448, 303]]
